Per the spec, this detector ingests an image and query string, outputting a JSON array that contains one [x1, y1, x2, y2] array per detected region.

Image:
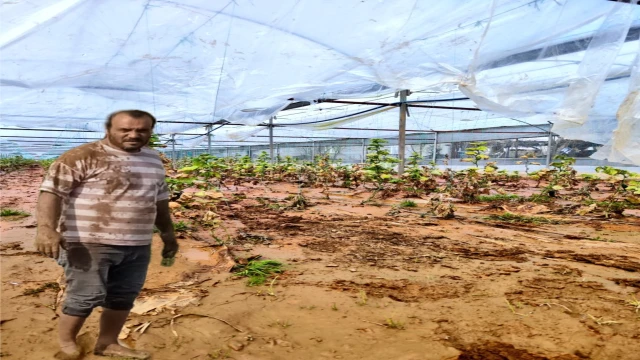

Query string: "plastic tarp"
[[1, 0, 639, 163]]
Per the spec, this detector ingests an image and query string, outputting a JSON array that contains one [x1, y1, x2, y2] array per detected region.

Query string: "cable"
[[277, 105, 387, 126], [173, 123, 228, 141]]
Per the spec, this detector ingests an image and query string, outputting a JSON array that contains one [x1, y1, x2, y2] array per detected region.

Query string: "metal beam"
[[171, 134, 176, 165], [398, 90, 409, 175], [432, 132, 438, 163], [546, 133, 553, 167], [269, 117, 274, 163], [206, 125, 212, 155], [362, 139, 366, 163], [320, 99, 480, 111]]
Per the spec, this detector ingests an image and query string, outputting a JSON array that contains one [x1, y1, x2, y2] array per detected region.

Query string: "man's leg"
[[95, 245, 151, 359], [57, 315, 87, 359], [56, 243, 109, 359]]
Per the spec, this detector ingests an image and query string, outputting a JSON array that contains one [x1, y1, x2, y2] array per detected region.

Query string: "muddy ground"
[[1, 168, 640, 360]]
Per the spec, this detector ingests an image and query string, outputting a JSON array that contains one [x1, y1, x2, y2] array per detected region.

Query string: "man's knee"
[[102, 297, 137, 311], [62, 291, 107, 317]]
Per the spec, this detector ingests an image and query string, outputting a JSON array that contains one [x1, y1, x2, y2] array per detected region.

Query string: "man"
[[36, 110, 178, 360]]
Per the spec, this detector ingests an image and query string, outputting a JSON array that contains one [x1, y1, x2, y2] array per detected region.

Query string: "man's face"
[[106, 114, 153, 152]]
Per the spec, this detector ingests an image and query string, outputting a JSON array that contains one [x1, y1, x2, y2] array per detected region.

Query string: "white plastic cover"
[[1, 0, 639, 163]]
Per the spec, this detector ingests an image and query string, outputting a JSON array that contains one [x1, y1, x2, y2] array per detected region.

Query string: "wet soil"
[[1, 168, 640, 359]]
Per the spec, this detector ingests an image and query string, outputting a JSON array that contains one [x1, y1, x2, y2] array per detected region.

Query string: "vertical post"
[[398, 90, 409, 175], [206, 125, 212, 155], [226, 147, 230, 158], [248, 146, 252, 159], [269, 117, 274, 163], [546, 133, 553, 167], [514, 138, 519, 159], [362, 138, 366, 164], [311, 141, 315, 162], [432, 132, 438, 163], [170, 134, 176, 165]]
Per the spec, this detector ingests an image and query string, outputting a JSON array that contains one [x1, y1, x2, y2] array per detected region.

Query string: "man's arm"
[[36, 191, 64, 258], [155, 199, 178, 259]]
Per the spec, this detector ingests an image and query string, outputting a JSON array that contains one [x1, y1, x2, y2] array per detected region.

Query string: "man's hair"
[[106, 110, 157, 129]]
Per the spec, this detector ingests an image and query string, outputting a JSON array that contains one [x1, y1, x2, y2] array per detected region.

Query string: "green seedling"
[[486, 212, 561, 225], [234, 260, 284, 286], [356, 290, 368, 306], [476, 194, 520, 202], [385, 318, 405, 330], [269, 320, 292, 329], [0, 209, 30, 218], [173, 221, 190, 232], [399, 200, 417, 208]]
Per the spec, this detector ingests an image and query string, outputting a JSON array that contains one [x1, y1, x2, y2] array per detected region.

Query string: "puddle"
[[181, 248, 212, 262]]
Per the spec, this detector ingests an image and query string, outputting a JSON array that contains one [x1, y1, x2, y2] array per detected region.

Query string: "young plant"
[[403, 152, 437, 196], [516, 153, 541, 175], [594, 166, 640, 217], [0, 155, 37, 172], [173, 221, 190, 233], [476, 194, 521, 202], [385, 318, 405, 330], [234, 260, 284, 286], [399, 200, 417, 208], [0, 209, 30, 218], [255, 151, 272, 181], [356, 290, 368, 306], [486, 212, 561, 224], [37, 158, 56, 170], [363, 139, 400, 190], [544, 155, 577, 196], [461, 142, 489, 168]]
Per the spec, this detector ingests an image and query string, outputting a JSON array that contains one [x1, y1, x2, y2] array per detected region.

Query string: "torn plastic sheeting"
[[459, 1, 638, 120], [530, 77, 632, 145], [2, 0, 640, 163], [219, 125, 266, 142], [300, 106, 396, 131], [554, 3, 636, 125], [595, 39, 640, 165]]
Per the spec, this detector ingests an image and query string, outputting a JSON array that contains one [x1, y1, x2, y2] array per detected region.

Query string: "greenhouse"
[[1, 1, 640, 359]]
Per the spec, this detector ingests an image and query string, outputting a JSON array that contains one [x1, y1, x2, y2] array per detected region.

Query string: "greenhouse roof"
[[1, 0, 639, 163]]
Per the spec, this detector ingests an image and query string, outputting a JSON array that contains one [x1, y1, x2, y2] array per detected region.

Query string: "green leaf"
[[178, 165, 200, 172]]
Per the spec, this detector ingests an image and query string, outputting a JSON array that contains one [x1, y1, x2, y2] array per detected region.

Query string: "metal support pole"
[[226, 147, 229, 158], [206, 125, 212, 155], [248, 146, 252, 159], [514, 138, 519, 159], [269, 117, 274, 163], [362, 139, 366, 163], [170, 134, 176, 164], [311, 141, 315, 162], [432, 132, 438, 163], [398, 90, 409, 174], [546, 133, 553, 167]]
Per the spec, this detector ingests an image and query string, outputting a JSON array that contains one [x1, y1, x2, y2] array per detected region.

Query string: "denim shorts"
[[57, 243, 151, 317]]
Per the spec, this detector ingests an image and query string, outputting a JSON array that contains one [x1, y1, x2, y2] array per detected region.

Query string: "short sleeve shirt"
[[40, 140, 169, 246]]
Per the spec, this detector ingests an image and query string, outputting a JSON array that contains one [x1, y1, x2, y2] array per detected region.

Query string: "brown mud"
[[1, 168, 639, 359]]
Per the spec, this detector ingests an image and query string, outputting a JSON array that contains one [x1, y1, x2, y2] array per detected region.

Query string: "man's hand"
[[35, 226, 63, 259], [155, 199, 178, 266], [160, 232, 179, 259], [36, 191, 64, 259]]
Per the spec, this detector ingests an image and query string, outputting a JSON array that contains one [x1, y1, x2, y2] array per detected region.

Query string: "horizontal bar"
[[319, 99, 481, 111]]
